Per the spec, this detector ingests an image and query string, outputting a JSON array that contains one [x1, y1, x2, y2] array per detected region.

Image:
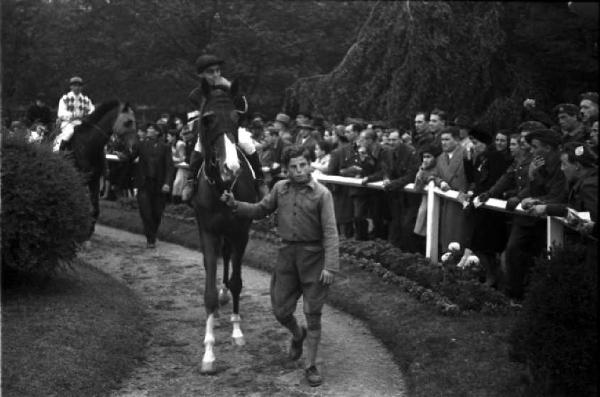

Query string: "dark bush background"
[[508, 243, 597, 396], [1, 137, 91, 281]]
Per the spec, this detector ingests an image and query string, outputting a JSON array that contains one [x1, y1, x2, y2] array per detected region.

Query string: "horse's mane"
[[80, 99, 120, 127]]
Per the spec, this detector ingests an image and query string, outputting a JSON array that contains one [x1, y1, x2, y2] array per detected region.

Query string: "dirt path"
[[80, 225, 406, 396]]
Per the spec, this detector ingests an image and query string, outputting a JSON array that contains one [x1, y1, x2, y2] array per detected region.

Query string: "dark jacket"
[[380, 143, 419, 192], [464, 148, 512, 194], [546, 167, 598, 222], [488, 152, 532, 199], [128, 137, 175, 191], [327, 142, 363, 196], [26, 104, 53, 127], [519, 150, 567, 203]]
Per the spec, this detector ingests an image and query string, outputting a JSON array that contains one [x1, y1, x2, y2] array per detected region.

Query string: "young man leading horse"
[[182, 54, 268, 202], [221, 145, 339, 387]]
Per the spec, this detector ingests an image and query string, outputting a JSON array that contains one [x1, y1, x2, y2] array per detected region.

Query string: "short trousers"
[[270, 243, 328, 319]]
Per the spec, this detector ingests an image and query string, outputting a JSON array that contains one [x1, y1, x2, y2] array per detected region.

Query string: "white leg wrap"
[[201, 314, 216, 373], [231, 314, 245, 346]]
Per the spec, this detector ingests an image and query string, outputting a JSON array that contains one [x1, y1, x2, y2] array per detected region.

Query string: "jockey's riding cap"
[[69, 76, 83, 85], [195, 54, 224, 74]]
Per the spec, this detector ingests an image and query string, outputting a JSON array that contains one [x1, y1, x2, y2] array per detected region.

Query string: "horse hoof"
[[200, 361, 217, 375], [218, 288, 230, 306], [232, 336, 245, 346]]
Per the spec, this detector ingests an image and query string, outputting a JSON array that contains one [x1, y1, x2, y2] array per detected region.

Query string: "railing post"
[[547, 216, 565, 251], [425, 181, 440, 263]]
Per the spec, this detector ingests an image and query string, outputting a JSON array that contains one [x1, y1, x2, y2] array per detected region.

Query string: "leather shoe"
[[288, 326, 306, 361], [305, 365, 323, 387]]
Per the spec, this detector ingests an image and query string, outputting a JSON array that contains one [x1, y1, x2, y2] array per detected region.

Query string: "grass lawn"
[[1, 260, 149, 397], [98, 200, 530, 397]]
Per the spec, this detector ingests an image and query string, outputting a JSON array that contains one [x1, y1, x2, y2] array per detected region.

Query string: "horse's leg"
[[201, 230, 220, 375], [219, 240, 231, 306], [87, 177, 101, 242], [229, 231, 249, 346]]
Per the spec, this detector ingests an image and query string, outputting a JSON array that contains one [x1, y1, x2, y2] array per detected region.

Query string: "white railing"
[[311, 171, 585, 263], [104, 155, 585, 263]]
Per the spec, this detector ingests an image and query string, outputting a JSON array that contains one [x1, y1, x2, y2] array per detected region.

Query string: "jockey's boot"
[[182, 150, 204, 204], [246, 151, 269, 199], [58, 139, 72, 152]]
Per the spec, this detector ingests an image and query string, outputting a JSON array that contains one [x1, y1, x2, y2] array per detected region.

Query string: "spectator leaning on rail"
[[220, 144, 339, 387], [54, 76, 95, 152], [463, 126, 512, 287], [503, 129, 567, 300], [413, 143, 441, 251], [552, 103, 588, 145], [380, 128, 420, 250], [182, 54, 268, 202], [527, 142, 597, 266], [326, 123, 362, 238], [431, 126, 470, 251]]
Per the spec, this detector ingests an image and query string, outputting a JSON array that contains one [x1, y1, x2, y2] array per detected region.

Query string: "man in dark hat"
[[503, 128, 567, 300], [182, 54, 268, 202], [54, 76, 95, 151], [294, 119, 318, 161], [453, 115, 474, 151], [553, 103, 587, 145], [26, 92, 53, 130]]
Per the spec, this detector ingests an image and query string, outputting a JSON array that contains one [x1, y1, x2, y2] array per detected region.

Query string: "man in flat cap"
[[553, 103, 587, 145], [182, 54, 268, 202], [54, 76, 95, 152], [503, 128, 567, 300]]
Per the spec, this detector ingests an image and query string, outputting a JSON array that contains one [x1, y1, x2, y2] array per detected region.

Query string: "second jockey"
[[182, 54, 268, 202], [54, 76, 95, 152]]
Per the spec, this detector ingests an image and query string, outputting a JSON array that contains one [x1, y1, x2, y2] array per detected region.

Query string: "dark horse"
[[191, 79, 258, 374], [66, 100, 136, 239]]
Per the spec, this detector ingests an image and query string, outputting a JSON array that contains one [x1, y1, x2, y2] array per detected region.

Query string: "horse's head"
[[112, 102, 136, 138], [199, 79, 244, 185]]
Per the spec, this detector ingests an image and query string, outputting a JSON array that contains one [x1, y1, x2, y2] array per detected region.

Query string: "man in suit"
[[127, 123, 175, 248], [295, 120, 318, 161], [433, 126, 469, 251]]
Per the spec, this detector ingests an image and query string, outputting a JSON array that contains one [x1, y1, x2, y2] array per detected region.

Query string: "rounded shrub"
[[2, 136, 91, 279], [508, 243, 597, 396]]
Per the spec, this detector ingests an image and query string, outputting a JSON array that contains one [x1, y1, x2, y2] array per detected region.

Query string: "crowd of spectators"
[[5, 89, 597, 301]]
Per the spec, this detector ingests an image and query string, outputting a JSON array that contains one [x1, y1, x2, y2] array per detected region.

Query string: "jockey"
[[182, 54, 268, 202], [54, 76, 95, 152]]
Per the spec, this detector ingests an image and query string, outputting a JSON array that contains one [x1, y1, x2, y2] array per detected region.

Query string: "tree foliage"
[[1, 0, 370, 119], [284, 1, 598, 130], [1, 1, 596, 129]]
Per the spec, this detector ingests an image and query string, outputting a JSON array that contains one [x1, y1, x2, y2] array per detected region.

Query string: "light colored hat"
[[69, 76, 83, 85], [275, 113, 290, 126]]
